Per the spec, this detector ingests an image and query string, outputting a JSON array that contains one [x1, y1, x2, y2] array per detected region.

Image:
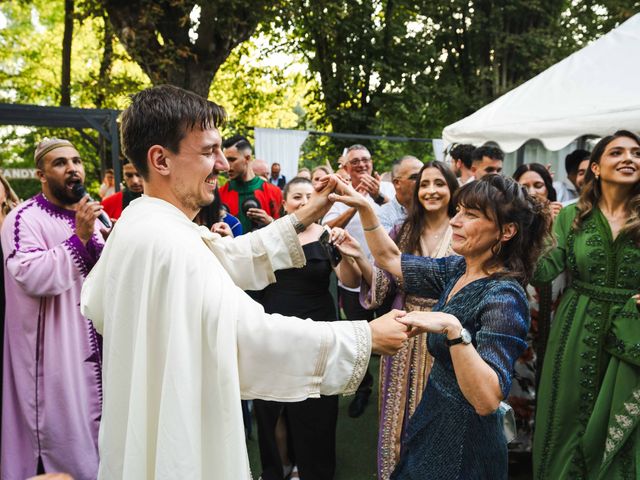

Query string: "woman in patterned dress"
[[331, 174, 552, 479], [335, 161, 459, 479], [533, 131, 640, 479]]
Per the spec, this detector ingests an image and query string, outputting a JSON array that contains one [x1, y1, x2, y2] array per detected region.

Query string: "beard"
[[47, 176, 81, 206]]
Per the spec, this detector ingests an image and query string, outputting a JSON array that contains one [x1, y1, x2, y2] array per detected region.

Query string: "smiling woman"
[[532, 130, 640, 480], [333, 161, 459, 478], [329, 174, 552, 479]]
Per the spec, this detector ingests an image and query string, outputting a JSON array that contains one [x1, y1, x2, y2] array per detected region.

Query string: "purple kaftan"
[[1, 193, 104, 480]]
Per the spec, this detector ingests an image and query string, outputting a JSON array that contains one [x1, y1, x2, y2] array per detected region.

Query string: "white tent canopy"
[[442, 14, 640, 153]]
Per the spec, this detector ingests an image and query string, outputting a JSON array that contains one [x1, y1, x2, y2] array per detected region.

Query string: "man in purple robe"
[[1, 138, 106, 480]]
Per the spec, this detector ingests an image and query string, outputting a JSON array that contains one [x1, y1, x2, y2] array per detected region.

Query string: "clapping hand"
[[356, 172, 382, 198], [246, 208, 273, 225]]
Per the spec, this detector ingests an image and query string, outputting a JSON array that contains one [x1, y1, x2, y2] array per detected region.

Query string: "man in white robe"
[[81, 85, 407, 480]]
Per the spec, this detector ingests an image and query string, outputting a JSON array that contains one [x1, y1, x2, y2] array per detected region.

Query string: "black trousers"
[[254, 396, 339, 480]]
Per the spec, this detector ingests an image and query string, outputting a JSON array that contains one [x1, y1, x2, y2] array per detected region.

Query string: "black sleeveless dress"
[[254, 241, 340, 480]]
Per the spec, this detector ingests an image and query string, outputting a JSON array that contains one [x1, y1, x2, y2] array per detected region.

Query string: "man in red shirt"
[[219, 135, 282, 233], [101, 161, 144, 221]]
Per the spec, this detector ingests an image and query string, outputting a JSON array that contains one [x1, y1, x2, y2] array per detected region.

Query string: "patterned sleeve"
[[401, 254, 463, 299], [475, 281, 530, 398]]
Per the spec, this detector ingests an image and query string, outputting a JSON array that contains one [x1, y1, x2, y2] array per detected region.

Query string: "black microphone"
[[71, 183, 111, 229]]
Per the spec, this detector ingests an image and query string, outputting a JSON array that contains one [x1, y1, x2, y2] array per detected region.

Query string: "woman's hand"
[[549, 201, 563, 220], [396, 311, 462, 338], [211, 222, 233, 237], [328, 178, 370, 210], [331, 228, 364, 258]]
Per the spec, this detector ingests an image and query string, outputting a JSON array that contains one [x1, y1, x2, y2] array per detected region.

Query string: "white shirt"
[[553, 179, 578, 203], [378, 195, 407, 233], [322, 181, 395, 292], [81, 196, 371, 480]]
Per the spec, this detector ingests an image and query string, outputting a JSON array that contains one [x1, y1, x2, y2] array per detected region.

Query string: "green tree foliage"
[[281, 0, 639, 170], [99, 0, 286, 97]]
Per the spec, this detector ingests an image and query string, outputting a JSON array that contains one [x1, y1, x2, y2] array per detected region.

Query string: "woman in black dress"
[[255, 177, 351, 480]]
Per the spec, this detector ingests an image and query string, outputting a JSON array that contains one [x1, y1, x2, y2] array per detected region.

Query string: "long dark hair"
[[513, 162, 557, 201], [575, 130, 640, 245], [454, 174, 553, 285], [396, 161, 458, 255]]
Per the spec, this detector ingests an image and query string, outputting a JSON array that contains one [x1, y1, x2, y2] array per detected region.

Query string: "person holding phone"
[[254, 176, 356, 480]]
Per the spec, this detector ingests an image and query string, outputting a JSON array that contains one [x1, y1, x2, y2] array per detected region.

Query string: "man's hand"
[[75, 196, 103, 245], [370, 309, 408, 355], [246, 208, 273, 226], [357, 172, 382, 198], [211, 221, 233, 237]]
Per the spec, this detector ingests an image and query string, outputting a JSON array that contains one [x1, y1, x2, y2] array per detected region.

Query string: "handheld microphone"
[[71, 183, 111, 229]]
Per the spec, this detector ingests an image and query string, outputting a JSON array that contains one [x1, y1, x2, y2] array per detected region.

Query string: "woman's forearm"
[[450, 343, 502, 416], [354, 255, 374, 288], [357, 203, 402, 278], [335, 256, 361, 289]]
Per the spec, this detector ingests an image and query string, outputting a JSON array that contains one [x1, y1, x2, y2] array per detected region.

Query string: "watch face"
[[461, 328, 472, 344]]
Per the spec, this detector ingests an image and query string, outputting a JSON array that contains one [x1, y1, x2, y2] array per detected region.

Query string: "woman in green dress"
[[533, 130, 640, 479]]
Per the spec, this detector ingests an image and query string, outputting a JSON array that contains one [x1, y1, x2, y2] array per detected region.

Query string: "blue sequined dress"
[[391, 255, 529, 480]]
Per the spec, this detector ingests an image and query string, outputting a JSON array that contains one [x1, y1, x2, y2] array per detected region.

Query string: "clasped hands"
[[370, 310, 463, 355]]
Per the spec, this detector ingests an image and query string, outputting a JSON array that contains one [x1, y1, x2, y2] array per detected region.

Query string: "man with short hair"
[[252, 158, 269, 181], [553, 149, 591, 203], [219, 135, 282, 232], [269, 162, 286, 189], [378, 155, 423, 232], [470, 145, 504, 179], [323, 144, 395, 417], [101, 160, 144, 221], [1, 138, 105, 480], [99, 168, 115, 199], [575, 157, 590, 191], [80, 85, 407, 480], [449, 144, 475, 185]]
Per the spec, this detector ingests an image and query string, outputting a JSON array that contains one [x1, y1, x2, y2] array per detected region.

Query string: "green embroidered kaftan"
[[532, 204, 640, 480]]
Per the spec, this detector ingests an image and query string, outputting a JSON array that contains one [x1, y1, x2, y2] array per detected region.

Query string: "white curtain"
[[432, 139, 445, 161], [254, 128, 310, 184]]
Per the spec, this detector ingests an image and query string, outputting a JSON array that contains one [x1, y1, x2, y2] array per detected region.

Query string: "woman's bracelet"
[[363, 223, 381, 232]]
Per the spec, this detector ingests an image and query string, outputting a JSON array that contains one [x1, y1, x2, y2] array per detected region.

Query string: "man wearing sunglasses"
[[378, 155, 424, 232]]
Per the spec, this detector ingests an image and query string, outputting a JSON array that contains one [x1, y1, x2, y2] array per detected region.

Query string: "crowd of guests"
[[0, 125, 639, 480]]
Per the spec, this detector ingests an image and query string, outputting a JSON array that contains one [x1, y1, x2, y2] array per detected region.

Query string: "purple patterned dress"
[[1, 194, 103, 480]]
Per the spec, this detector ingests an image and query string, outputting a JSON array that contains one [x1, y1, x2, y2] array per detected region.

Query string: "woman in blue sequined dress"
[[331, 174, 552, 479]]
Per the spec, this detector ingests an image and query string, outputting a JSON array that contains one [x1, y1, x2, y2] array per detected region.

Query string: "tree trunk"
[[60, 0, 74, 106], [94, 14, 113, 109]]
